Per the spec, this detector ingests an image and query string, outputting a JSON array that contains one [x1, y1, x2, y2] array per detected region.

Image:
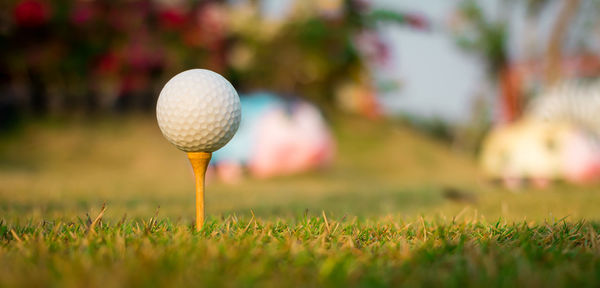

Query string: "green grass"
[[2, 116, 600, 287], [2, 214, 600, 287]]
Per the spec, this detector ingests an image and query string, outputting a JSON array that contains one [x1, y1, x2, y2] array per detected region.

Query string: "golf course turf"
[[2, 215, 600, 287], [2, 117, 600, 287]]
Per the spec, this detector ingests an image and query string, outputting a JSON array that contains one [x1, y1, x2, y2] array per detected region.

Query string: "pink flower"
[[95, 52, 120, 75], [14, 0, 51, 27], [125, 40, 163, 71], [405, 14, 429, 30], [355, 31, 390, 67], [158, 8, 187, 30], [71, 2, 95, 25]]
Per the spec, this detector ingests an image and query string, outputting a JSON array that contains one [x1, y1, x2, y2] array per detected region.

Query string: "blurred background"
[[2, 0, 600, 222]]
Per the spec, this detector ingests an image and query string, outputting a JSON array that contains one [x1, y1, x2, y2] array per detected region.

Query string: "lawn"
[[1, 116, 600, 287]]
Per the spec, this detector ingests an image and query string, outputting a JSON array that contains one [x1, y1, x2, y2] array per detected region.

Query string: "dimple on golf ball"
[[156, 69, 241, 152]]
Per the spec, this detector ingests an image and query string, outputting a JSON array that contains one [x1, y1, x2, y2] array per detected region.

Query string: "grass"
[[2, 214, 600, 287], [2, 116, 600, 287]]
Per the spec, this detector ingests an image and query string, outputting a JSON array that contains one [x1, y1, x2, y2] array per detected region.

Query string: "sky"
[[373, 0, 486, 123]]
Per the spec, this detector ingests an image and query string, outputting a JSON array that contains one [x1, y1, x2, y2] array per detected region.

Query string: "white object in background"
[[480, 119, 600, 188]]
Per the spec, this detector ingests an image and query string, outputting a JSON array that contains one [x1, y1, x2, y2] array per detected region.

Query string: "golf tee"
[[187, 152, 212, 231]]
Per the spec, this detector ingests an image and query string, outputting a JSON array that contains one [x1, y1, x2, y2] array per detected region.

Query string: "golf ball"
[[156, 69, 241, 152]]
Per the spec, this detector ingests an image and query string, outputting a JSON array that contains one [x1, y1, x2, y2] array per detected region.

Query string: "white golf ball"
[[156, 69, 241, 152]]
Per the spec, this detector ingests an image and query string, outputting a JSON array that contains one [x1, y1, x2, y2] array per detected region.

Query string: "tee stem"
[[187, 152, 212, 232]]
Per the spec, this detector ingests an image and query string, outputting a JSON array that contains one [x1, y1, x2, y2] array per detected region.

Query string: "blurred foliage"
[[451, 0, 600, 78], [451, 0, 508, 76], [0, 0, 426, 122]]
